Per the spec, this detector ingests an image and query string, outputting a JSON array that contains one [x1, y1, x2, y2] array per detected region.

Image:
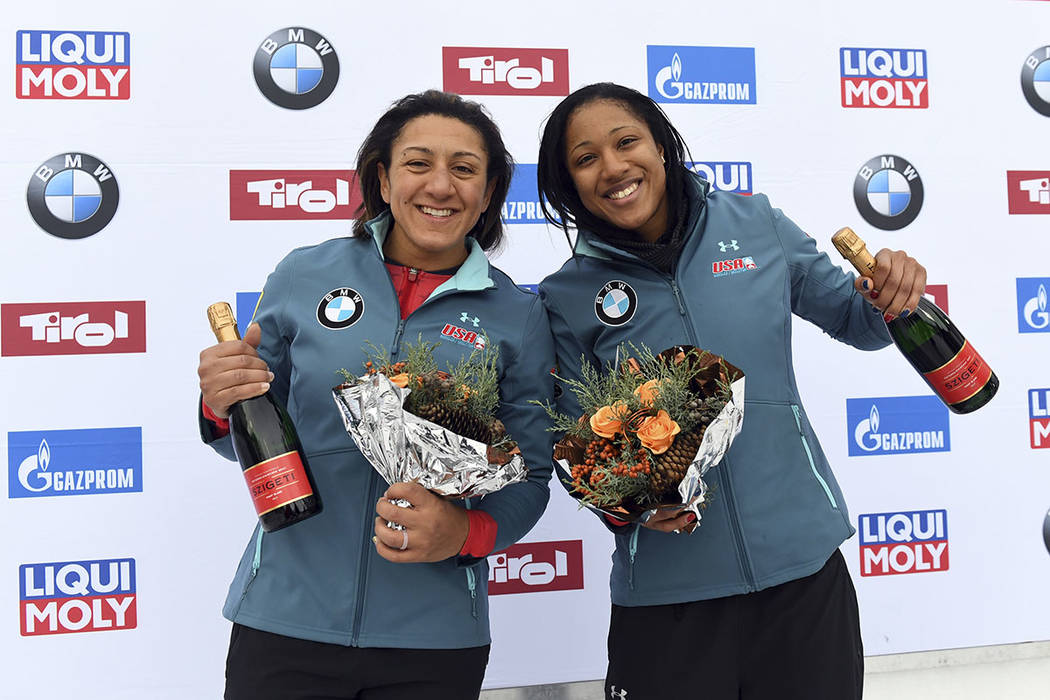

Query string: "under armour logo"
[[609, 686, 628, 699], [718, 240, 739, 252], [460, 312, 480, 327]]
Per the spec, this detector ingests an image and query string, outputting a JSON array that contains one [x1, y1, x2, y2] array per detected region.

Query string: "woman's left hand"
[[374, 482, 470, 563], [853, 248, 927, 321]]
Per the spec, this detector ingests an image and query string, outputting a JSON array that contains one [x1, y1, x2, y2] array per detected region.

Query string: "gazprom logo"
[[9, 427, 142, 498], [847, 396, 950, 456], [648, 46, 756, 104], [687, 162, 752, 194], [1017, 278, 1050, 333], [502, 164, 549, 224]]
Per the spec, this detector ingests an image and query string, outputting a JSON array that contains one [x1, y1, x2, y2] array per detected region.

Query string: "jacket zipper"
[[627, 527, 640, 590], [792, 405, 838, 508], [350, 470, 379, 645], [239, 528, 264, 604], [464, 499, 479, 618]]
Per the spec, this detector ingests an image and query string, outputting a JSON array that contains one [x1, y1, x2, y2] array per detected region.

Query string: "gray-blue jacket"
[[201, 212, 555, 647], [539, 171, 890, 606]]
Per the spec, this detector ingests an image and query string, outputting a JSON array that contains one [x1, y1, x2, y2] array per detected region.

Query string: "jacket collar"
[[363, 211, 495, 296], [571, 169, 711, 262]]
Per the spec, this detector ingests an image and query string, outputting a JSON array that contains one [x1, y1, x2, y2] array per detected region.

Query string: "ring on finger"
[[399, 530, 409, 551]]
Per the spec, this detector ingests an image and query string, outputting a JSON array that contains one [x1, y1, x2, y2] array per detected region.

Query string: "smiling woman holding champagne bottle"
[[536, 83, 942, 700], [196, 90, 555, 700]]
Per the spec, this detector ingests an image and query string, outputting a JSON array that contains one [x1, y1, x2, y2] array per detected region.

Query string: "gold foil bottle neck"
[[831, 227, 877, 276], [207, 302, 241, 343]]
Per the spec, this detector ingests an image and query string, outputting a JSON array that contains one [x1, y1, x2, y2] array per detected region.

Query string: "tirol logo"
[[712, 256, 759, 277], [16, 31, 130, 99], [487, 540, 583, 595], [1016, 278, 1050, 333], [687, 162, 753, 194], [1030, 389, 1050, 449], [594, 280, 637, 327], [924, 284, 948, 315], [648, 46, 757, 104], [1, 301, 146, 357], [858, 510, 948, 577], [840, 48, 928, 108], [316, 288, 363, 330], [1007, 171, 1050, 214], [847, 396, 950, 456], [1021, 46, 1050, 117], [442, 47, 569, 96], [20, 558, 136, 636], [9, 427, 142, 498], [503, 164, 550, 223], [853, 155, 923, 230], [253, 27, 339, 110], [27, 153, 119, 239], [230, 170, 361, 220]]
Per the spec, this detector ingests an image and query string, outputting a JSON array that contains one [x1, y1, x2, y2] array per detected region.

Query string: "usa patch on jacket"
[[711, 256, 758, 277]]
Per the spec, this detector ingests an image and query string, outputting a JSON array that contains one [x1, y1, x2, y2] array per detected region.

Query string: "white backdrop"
[[3, 1, 1050, 697]]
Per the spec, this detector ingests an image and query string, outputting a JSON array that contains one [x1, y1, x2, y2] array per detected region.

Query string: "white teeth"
[[420, 206, 453, 217], [608, 182, 639, 200]]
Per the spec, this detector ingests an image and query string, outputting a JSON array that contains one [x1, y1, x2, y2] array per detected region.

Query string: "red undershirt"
[[202, 260, 498, 558]]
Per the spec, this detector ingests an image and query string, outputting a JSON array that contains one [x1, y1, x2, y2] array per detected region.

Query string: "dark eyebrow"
[[569, 125, 634, 154], [400, 146, 483, 161]]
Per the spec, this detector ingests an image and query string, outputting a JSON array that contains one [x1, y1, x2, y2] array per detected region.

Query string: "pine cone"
[[649, 428, 705, 499], [411, 401, 492, 444]]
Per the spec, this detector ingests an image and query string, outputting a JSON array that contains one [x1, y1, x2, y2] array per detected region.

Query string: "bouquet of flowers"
[[541, 345, 745, 526], [331, 337, 526, 499]]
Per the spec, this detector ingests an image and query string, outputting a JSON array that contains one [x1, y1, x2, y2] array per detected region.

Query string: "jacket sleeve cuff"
[[459, 509, 498, 558], [199, 397, 230, 439]]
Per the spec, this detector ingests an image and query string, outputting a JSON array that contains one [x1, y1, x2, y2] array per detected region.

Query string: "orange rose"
[[589, 401, 628, 438], [633, 379, 666, 407], [389, 373, 411, 388], [636, 410, 681, 454]]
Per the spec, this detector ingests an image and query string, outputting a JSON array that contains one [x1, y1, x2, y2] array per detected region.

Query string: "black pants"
[[225, 623, 490, 700], [606, 550, 863, 700]]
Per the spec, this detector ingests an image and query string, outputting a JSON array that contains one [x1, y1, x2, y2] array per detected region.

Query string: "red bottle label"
[[923, 341, 992, 406], [242, 451, 313, 516]]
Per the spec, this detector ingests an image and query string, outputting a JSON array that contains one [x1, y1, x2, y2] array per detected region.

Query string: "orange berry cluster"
[[364, 360, 407, 377], [569, 436, 652, 503]]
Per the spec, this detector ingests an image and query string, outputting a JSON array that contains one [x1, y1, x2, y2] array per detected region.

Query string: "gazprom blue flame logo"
[[655, 52, 684, 99], [17, 440, 51, 492], [1017, 278, 1050, 333], [847, 396, 949, 456], [854, 405, 881, 452]]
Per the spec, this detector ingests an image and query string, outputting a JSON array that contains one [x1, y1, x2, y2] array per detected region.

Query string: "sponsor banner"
[[253, 27, 339, 110], [853, 154, 923, 230], [648, 45, 756, 104], [1016, 278, 1050, 333], [687, 162, 753, 194], [924, 284, 948, 315], [488, 540, 584, 595], [442, 47, 569, 96], [840, 48, 927, 108], [27, 152, 120, 240], [1, 301, 146, 356], [1031, 389, 1050, 449], [236, 291, 262, 334], [1021, 45, 1050, 117], [20, 558, 137, 636], [503, 164, 548, 223], [9, 427, 142, 498], [858, 509, 949, 576], [847, 395, 950, 456], [1007, 171, 1050, 214], [16, 30, 130, 99], [230, 170, 360, 220]]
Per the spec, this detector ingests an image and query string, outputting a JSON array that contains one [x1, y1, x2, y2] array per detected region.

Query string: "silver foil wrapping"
[[332, 372, 527, 499], [554, 374, 746, 530]]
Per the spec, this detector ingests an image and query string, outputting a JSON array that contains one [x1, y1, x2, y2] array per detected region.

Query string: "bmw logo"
[[27, 153, 119, 239], [1021, 46, 1050, 117], [317, 287, 363, 330], [253, 27, 339, 110], [1044, 507, 1050, 556], [594, 280, 638, 327], [853, 155, 924, 231]]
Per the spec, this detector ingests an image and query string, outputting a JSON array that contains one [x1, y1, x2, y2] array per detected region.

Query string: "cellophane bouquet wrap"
[[332, 338, 526, 499], [542, 345, 745, 528]]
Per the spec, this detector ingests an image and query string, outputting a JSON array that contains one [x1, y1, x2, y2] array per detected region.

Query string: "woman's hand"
[[374, 482, 470, 563], [853, 248, 927, 321], [641, 506, 696, 534], [197, 323, 272, 419]]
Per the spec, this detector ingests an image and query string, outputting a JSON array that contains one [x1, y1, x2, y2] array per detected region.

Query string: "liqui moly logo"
[[840, 48, 928, 108], [9, 427, 142, 499], [688, 162, 753, 194], [712, 256, 758, 277], [16, 30, 130, 99], [1, 301, 146, 356], [1030, 389, 1050, 449], [442, 47, 569, 96], [487, 540, 583, 595], [229, 170, 361, 220], [847, 396, 950, 456], [1016, 278, 1050, 333], [858, 510, 948, 576], [1007, 171, 1050, 214], [20, 558, 137, 636]]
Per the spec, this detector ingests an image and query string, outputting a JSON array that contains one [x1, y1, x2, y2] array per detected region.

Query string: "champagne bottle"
[[207, 302, 321, 531], [832, 228, 998, 414]]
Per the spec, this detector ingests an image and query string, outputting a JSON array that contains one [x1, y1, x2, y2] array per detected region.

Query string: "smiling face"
[[378, 114, 495, 270], [564, 100, 669, 243]]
